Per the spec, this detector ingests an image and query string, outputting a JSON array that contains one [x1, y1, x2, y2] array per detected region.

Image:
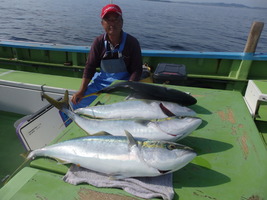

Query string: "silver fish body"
[[28, 132, 196, 178], [66, 107, 201, 141], [74, 99, 196, 119], [41, 90, 202, 141]]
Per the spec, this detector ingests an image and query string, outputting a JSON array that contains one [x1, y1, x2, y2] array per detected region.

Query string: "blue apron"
[[72, 32, 130, 110]]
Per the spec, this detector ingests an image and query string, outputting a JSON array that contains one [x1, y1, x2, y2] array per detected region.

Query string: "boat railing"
[[0, 21, 266, 93]]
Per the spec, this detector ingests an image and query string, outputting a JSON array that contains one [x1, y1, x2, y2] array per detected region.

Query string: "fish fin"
[[135, 119, 152, 126], [92, 131, 112, 136], [140, 99, 154, 105], [63, 90, 69, 104], [20, 152, 30, 159], [97, 81, 136, 94], [159, 103, 176, 117], [41, 90, 69, 111], [3, 152, 33, 185], [125, 130, 138, 149], [82, 92, 99, 99], [124, 81, 138, 91], [109, 174, 126, 180]]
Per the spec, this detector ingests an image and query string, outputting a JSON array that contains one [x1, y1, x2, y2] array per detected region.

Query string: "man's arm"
[[71, 35, 103, 104], [71, 78, 91, 104]]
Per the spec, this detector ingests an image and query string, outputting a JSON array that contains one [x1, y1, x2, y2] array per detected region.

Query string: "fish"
[[41, 90, 202, 141], [27, 131, 197, 179], [96, 81, 197, 106], [74, 99, 196, 119]]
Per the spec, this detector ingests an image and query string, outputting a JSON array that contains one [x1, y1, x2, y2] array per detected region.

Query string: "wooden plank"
[[244, 21, 264, 53]]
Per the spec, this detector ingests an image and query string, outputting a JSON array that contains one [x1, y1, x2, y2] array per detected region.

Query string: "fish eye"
[[178, 116, 186, 119], [166, 144, 177, 150]]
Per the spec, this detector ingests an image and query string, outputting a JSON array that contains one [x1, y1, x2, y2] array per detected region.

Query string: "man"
[[71, 4, 143, 109]]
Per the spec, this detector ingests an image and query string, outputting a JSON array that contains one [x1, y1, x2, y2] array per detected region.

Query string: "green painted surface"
[[0, 111, 26, 188], [253, 80, 267, 137], [248, 60, 267, 80], [2, 85, 265, 199], [0, 48, 259, 93], [0, 69, 81, 90], [258, 102, 267, 121], [2, 43, 267, 93], [254, 80, 267, 94], [256, 102, 267, 142], [0, 167, 140, 200], [1, 42, 267, 199]]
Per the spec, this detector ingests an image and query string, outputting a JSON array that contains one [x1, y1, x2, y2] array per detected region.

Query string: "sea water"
[[0, 0, 266, 52]]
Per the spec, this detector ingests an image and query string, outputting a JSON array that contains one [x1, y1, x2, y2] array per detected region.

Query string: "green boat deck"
[[1, 22, 267, 198], [0, 111, 25, 188], [1, 80, 267, 199], [0, 68, 81, 91]]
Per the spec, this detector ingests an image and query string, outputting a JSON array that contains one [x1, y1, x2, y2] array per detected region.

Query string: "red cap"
[[101, 4, 122, 19]]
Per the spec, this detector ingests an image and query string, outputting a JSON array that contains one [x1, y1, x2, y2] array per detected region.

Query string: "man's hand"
[[71, 78, 91, 104], [71, 91, 84, 104]]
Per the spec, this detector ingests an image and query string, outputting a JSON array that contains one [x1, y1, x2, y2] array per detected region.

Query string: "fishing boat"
[[0, 21, 266, 199]]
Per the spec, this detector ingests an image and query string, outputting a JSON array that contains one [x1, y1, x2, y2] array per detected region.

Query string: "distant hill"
[[200, 2, 249, 8], [177, 1, 267, 9], [144, 0, 267, 9]]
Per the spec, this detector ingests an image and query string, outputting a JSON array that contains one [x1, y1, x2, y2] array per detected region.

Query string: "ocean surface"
[[0, 0, 266, 52]]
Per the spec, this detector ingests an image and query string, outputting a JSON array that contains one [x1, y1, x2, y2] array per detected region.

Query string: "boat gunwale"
[[1, 40, 267, 61]]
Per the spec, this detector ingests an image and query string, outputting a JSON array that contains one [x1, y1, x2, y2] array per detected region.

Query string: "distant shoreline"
[[144, 0, 267, 9]]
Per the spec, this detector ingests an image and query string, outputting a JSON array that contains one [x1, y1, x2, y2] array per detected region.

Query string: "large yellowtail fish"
[[28, 131, 196, 179], [42, 91, 202, 141], [75, 99, 196, 119]]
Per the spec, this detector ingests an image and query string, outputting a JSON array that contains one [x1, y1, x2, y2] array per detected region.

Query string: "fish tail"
[[27, 148, 47, 160], [41, 90, 69, 111], [27, 150, 38, 160], [3, 152, 33, 185]]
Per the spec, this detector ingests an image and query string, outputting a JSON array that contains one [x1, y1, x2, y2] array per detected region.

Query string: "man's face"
[[101, 13, 123, 37]]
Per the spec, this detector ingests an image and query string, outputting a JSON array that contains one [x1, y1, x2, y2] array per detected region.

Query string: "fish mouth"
[[154, 122, 177, 137], [153, 117, 187, 137], [158, 169, 171, 174], [155, 150, 196, 174], [155, 117, 202, 138]]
